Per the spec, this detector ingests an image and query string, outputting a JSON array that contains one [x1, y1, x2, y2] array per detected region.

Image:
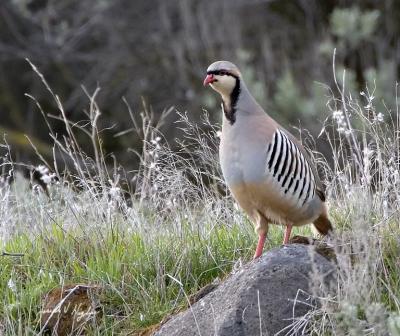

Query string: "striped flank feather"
[[266, 130, 315, 206]]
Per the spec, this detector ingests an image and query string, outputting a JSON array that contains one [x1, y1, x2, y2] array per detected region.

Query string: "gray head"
[[203, 61, 242, 97], [203, 61, 262, 124]]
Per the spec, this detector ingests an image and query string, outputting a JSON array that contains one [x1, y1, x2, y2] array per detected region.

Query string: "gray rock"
[[154, 244, 336, 336]]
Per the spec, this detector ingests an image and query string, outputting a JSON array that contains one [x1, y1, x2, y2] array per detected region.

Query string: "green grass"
[[1, 207, 399, 335], [381, 226, 400, 311], [0, 218, 315, 334]]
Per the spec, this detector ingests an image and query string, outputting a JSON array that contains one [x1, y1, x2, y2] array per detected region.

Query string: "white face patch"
[[210, 75, 237, 97]]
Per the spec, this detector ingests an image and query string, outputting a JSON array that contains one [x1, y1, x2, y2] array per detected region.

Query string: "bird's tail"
[[313, 214, 333, 235]]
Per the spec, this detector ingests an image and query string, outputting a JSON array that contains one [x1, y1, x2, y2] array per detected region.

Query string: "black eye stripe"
[[207, 70, 224, 75], [207, 70, 238, 78]]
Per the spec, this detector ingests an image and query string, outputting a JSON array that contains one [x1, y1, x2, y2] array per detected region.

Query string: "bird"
[[203, 61, 333, 259]]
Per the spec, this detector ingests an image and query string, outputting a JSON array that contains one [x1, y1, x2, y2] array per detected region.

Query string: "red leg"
[[283, 224, 292, 244], [253, 232, 266, 259]]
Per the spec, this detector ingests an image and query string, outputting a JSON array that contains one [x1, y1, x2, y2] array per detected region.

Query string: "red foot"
[[283, 224, 292, 245], [253, 232, 266, 259]]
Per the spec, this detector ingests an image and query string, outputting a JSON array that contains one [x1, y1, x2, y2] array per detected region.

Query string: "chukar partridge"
[[203, 61, 332, 259]]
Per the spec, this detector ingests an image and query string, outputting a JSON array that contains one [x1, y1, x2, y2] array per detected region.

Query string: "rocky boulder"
[[154, 243, 336, 336]]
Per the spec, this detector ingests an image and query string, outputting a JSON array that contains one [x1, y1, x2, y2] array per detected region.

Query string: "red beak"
[[203, 74, 215, 86]]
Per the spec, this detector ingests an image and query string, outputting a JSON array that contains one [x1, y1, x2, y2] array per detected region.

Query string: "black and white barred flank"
[[266, 129, 315, 205]]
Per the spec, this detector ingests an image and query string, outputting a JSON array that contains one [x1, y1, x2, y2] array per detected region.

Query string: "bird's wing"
[[280, 128, 326, 202]]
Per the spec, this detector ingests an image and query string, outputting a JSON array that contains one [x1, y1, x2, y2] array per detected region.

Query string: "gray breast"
[[219, 129, 267, 187]]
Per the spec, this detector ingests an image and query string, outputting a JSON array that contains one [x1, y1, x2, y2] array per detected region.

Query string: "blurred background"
[[0, 0, 399, 169]]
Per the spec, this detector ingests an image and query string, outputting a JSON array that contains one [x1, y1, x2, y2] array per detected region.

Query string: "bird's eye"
[[219, 70, 227, 76]]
